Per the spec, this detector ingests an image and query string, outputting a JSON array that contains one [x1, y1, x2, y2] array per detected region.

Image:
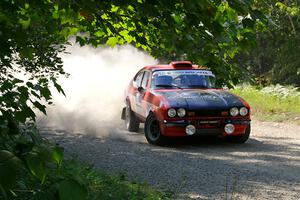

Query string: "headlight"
[[177, 108, 186, 117], [167, 108, 176, 117], [239, 107, 248, 116], [230, 107, 239, 116]]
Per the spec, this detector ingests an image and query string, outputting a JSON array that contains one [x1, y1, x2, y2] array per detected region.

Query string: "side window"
[[141, 71, 150, 88], [134, 71, 144, 87]]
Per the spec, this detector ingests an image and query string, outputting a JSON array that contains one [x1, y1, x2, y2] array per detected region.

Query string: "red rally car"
[[121, 61, 251, 145]]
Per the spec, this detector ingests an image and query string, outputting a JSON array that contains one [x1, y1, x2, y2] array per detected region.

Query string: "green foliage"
[[231, 84, 300, 123], [238, 0, 300, 86], [139, 0, 265, 87], [0, 150, 21, 192], [0, 123, 75, 199], [58, 179, 87, 200], [0, 0, 265, 132], [83, 169, 169, 200], [0, 0, 265, 128], [0, 125, 167, 199]]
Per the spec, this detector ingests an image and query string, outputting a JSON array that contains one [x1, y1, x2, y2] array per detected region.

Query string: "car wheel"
[[125, 103, 140, 132], [144, 114, 166, 145], [226, 124, 251, 143]]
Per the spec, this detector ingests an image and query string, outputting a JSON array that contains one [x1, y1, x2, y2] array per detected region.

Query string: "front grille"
[[192, 120, 221, 128], [188, 109, 228, 117]]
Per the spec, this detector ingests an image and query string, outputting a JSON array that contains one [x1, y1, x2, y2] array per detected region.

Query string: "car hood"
[[155, 89, 245, 110]]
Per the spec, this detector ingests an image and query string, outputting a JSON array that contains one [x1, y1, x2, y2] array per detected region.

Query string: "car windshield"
[[151, 69, 216, 89]]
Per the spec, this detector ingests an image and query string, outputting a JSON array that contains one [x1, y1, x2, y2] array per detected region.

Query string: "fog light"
[[224, 124, 235, 134], [185, 125, 196, 135]]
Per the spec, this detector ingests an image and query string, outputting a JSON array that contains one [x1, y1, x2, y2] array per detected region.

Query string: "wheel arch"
[[121, 97, 131, 120]]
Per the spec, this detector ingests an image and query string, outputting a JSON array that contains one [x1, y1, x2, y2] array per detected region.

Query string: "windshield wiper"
[[155, 84, 182, 89]]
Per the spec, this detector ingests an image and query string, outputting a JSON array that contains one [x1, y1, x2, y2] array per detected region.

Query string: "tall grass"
[[231, 84, 300, 123]]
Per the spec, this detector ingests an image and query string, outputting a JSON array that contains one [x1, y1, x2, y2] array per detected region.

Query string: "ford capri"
[[121, 61, 251, 145]]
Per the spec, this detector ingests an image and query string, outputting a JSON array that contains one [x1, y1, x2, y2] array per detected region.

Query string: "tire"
[[226, 124, 251, 144], [144, 114, 166, 145], [125, 103, 140, 132]]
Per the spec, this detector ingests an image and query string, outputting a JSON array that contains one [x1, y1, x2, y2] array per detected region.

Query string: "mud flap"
[[121, 107, 126, 120]]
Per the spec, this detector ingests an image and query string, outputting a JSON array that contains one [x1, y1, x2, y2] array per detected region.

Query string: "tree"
[[239, 0, 300, 86]]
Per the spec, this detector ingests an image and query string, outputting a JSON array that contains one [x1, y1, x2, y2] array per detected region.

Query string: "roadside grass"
[[76, 160, 170, 200], [231, 84, 300, 124], [12, 158, 170, 200]]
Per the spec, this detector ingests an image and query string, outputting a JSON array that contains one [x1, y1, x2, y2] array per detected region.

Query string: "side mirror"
[[138, 86, 144, 93]]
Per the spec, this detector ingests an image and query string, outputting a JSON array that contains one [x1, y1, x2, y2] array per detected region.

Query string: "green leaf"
[[52, 145, 64, 166], [32, 191, 56, 200], [40, 86, 52, 100], [242, 18, 254, 29], [26, 82, 34, 88], [58, 179, 87, 200], [33, 101, 47, 115], [15, 111, 28, 123], [53, 81, 66, 96], [25, 152, 47, 183], [0, 150, 21, 191], [19, 17, 31, 29], [24, 106, 36, 120], [15, 138, 34, 155], [76, 36, 86, 46], [106, 37, 119, 47], [12, 79, 24, 85], [1, 81, 13, 91], [250, 9, 264, 20], [20, 47, 36, 60], [31, 90, 40, 98]]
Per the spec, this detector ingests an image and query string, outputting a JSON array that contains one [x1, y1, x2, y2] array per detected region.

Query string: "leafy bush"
[[0, 123, 168, 200], [260, 84, 300, 99], [231, 84, 300, 122]]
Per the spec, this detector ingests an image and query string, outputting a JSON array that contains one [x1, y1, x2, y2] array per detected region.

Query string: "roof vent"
[[170, 61, 193, 68]]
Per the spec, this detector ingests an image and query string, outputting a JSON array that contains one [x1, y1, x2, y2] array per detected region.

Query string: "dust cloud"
[[37, 44, 157, 137]]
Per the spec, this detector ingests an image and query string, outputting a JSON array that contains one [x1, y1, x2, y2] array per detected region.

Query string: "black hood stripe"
[[155, 89, 244, 109], [208, 90, 229, 107]]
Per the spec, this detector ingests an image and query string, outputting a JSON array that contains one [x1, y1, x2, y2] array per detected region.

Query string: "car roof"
[[142, 61, 211, 72]]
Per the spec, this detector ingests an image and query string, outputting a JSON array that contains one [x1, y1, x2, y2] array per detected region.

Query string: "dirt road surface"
[[42, 119, 300, 199]]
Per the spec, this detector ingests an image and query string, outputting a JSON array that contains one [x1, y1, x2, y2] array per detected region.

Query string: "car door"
[[138, 71, 150, 118], [130, 71, 144, 114]]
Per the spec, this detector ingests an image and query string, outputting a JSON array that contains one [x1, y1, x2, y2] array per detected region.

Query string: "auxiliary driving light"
[[185, 125, 196, 135], [224, 124, 235, 134]]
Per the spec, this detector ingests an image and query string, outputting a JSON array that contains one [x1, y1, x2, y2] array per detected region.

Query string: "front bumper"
[[160, 118, 250, 137]]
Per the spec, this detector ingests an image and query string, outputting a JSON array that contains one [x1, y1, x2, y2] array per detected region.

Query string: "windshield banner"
[[154, 70, 215, 77]]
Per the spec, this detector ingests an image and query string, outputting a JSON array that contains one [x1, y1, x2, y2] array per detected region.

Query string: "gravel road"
[[41, 119, 300, 200]]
